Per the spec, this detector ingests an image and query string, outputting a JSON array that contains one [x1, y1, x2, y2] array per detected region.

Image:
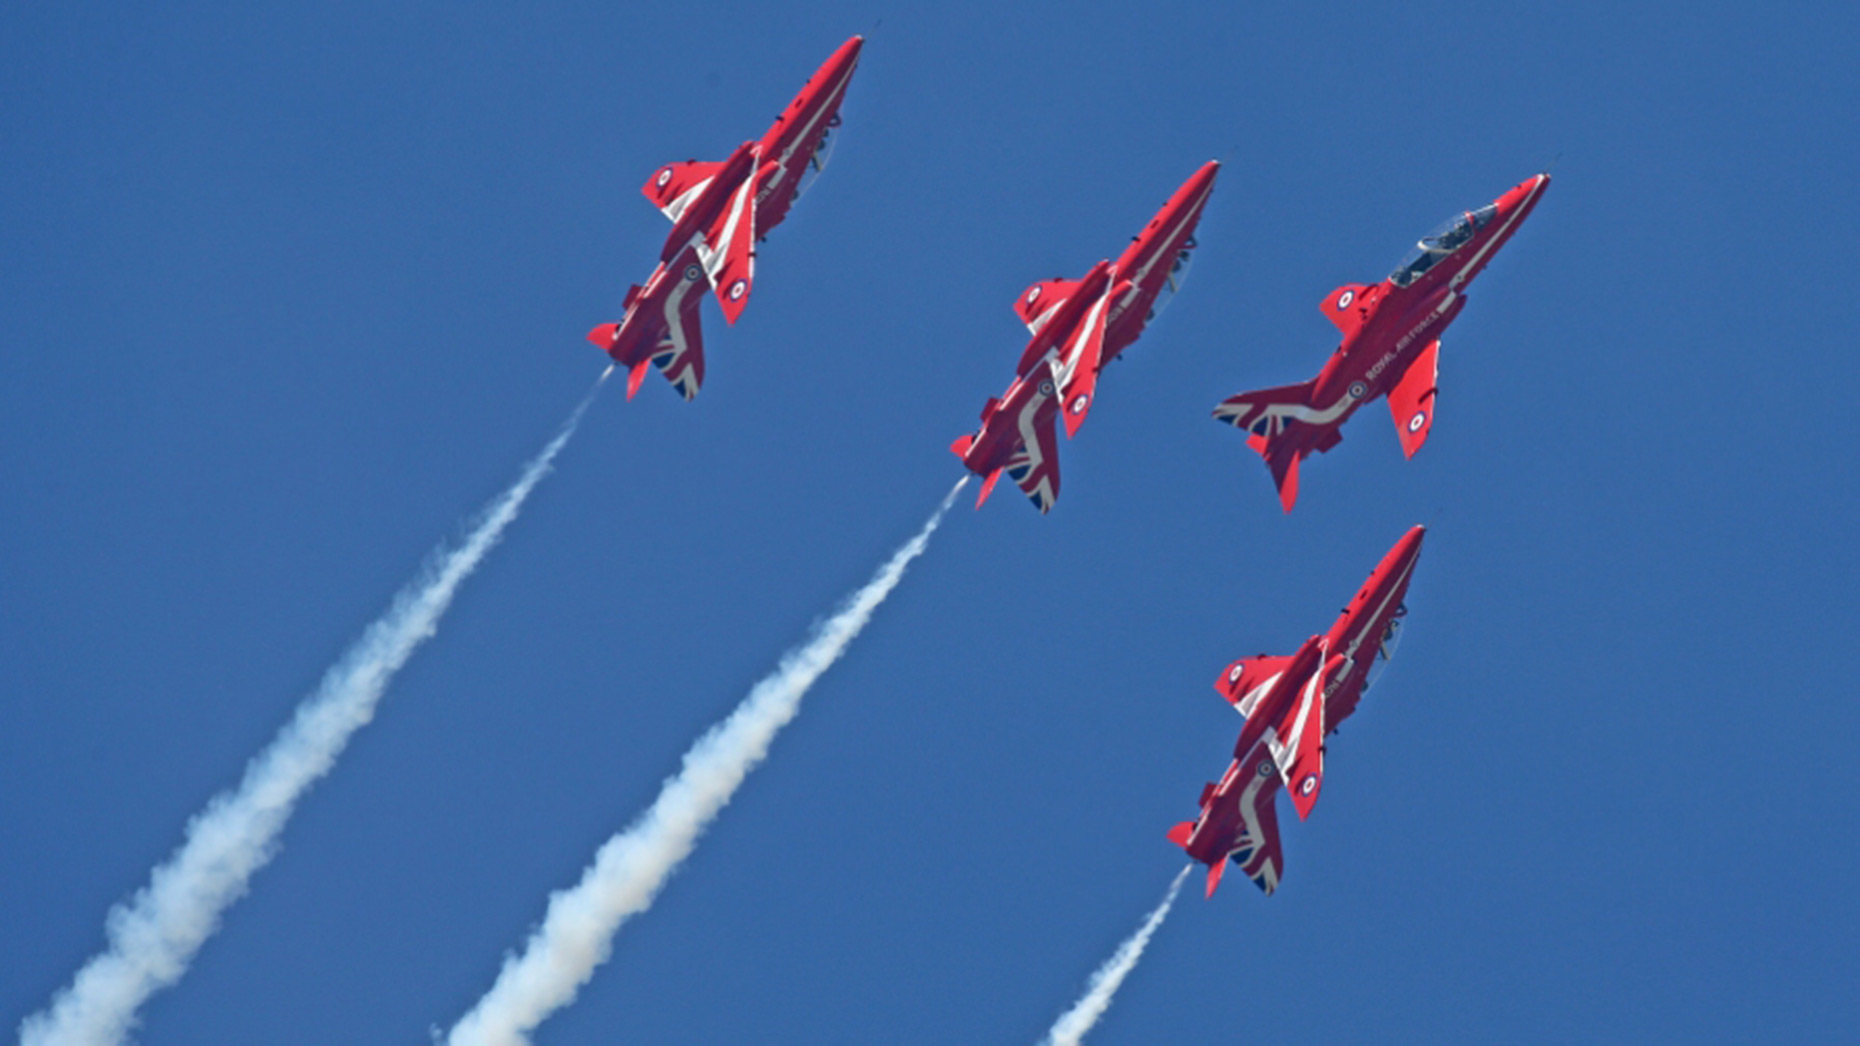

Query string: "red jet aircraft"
[[586, 36, 863, 400], [1168, 525, 1425, 897], [950, 161, 1220, 512], [1214, 174, 1550, 510]]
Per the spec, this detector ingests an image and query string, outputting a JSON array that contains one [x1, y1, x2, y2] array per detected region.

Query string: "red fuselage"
[[590, 37, 862, 400], [752, 35, 863, 237], [1176, 526, 1426, 895], [1302, 176, 1548, 435], [1214, 175, 1549, 509], [953, 161, 1220, 511]]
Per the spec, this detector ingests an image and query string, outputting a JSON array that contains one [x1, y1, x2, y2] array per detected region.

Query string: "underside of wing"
[[1057, 284, 1112, 437], [643, 160, 723, 223], [1387, 339, 1440, 458], [1216, 654, 1296, 713], [1014, 277, 1082, 334], [697, 161, 769, 325], [1320, 282, 1378, 337]]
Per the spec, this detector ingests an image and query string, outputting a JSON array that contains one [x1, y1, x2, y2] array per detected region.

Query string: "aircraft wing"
[[1387, 338, 1440, 458], [1055, 283, 1112, 437], [1272, 651, 1342, 820], [695, 159, 770, 325], [643, 160, 724, 223], [1216, 654, 1296, 713], [1014, 277, 1082, 334], [1320, 283, 1378, 337]]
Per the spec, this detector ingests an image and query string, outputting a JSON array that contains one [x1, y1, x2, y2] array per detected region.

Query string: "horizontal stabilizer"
[[949, 434, 974, 460], [1166, 822, 1195, 848], [1205, 857, 1228, 898], [625, 359, 650, 400], [586, 323, 619, 351], [1270, 449, 1302, 513]]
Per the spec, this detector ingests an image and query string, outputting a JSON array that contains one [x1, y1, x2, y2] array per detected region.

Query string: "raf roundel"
[[1257, 759, 1275, 777], [656, 168, 673, 188], [1229, 665, 1244, 683], [1337, 289, 1354, 309], [1038, 379, 1055, 396], [1408, 411, 1427, 433], [1027, 286, 1041, 303], [728, 278, 748, 301], [1070, 394, 1089, 414], [1348, 381, 1368, 400], [1299, 774, 1318, 796], [683, 263, 702, 282]]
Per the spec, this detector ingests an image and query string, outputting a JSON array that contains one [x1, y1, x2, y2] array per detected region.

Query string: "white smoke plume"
[[445, 477, 968, 1046], [1043, 866, 1191, 1046], [21, 376, 608, 1046]]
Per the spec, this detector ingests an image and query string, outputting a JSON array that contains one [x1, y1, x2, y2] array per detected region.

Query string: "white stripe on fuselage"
[[1234, 290, 1457, 430]]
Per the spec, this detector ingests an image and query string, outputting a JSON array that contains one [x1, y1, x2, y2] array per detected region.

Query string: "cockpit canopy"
[[1362, 604, 1407, 696], [792, 113, 843, 203], [1388, 203, 1497, 287], [1145, 236, 1198, 324]]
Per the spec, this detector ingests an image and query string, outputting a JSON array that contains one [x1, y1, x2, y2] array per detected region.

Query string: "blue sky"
[[5, 1, 1857, 1042]]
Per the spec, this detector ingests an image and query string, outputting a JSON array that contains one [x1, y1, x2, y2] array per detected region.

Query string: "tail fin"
[[1214, 379, 1317, 511], [1213, 379, 1316, 440], [1268, 448, 1302, 513], [974, 468, 1002, 508], [1204, 857, 1228, 898]]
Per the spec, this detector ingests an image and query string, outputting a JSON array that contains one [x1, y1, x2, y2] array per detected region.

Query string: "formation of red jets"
[[591, 37, 1547, 898]]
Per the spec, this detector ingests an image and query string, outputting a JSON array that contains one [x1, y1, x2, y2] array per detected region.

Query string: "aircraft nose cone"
[[1495, 172, 1550, 220]]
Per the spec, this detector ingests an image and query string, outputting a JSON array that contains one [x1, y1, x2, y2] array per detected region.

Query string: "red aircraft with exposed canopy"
[[1214, 174, 1550, 510], [1168, 525, 1425, 897], [950, 161, 1220, 512], [586, 36, 863, 400]]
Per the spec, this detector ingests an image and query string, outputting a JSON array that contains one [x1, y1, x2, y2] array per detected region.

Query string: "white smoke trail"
[[445, 477, 968, 1046], [1043, 866, 1191, 1046], [21, 375, 608, 1046]]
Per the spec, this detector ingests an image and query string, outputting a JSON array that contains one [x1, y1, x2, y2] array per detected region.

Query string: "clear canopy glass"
[[791, 113, 842, 204], [1388, 204, 1497, 287], [1146, 236, 1198, 324], [1361, 605, 1407, 695]]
